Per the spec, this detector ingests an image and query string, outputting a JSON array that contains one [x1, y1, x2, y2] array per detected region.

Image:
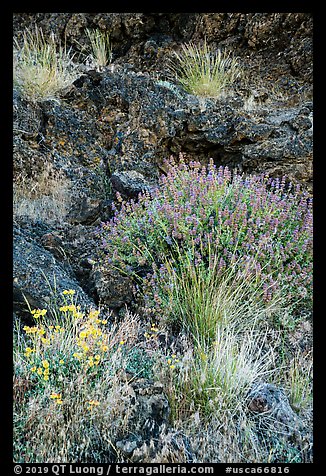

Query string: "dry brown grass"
[[13, 162, 71, 222]]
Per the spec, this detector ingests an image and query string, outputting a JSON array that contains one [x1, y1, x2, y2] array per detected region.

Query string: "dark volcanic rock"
[[90, 263, 134, 309], [115, 379, 170, 459], [247, 382, 302, 436], [13, 222, 95, 323], [110, 170, 154, 199]]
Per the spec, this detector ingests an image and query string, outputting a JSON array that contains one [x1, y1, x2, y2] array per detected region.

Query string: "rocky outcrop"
[[114, 379, 171, 461], [13, 12, 313, 320], [13, 220, 95, 323]]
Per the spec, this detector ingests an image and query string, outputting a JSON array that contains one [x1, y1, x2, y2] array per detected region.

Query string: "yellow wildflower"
[[119, 340, 125, 345], [59, 359, 64, 365], [42, 360, 50, 369], [50, 392, 62, 399], [73, 311, 84, 319], [63, 289, 75, 295], [24, 347, 35, 357], [167, 359, 172, 365], [31, 309, 47, 319], [169, 365, 175, 370], [37, 368, 43, 375], [56, 399, 63, 404], [44, 375, 49, 381], [101, 345, 108, 352], [88, 400, 100, 406], [101, 320, 107, 325], [31, 366, 36, 372]]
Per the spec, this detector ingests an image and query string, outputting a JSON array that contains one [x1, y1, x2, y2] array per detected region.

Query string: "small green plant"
[[13, 27, 79, 101], [167, 39, 240, 98], [288, 351, 313, 412], [86, 29, 112, 68]]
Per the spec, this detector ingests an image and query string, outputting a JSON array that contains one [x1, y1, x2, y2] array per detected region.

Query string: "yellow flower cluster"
[[31, 360, 51, 381], [59, 304, 84, 320], [50, 392, 63, 404], [167, 354, 180, 370], [31, 309, 47, 319], [22, 293, 113, 386], [63, 289, 75, 295], [24, 347, 35, 357], [73, 309, 110, 368], [144, 322, 160, 340]]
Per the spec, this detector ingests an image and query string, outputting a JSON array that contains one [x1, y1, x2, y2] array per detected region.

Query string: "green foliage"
[[124, 347, 154, 379]]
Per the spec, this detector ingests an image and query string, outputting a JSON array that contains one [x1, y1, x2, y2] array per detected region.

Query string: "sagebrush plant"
[[101, 158, 313, 312], [86, 29, 112, 69], [167, 39, 240, 98], [13, 27, 79, 101]]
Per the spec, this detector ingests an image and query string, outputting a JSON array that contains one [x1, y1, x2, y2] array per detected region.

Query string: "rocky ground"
[[13, 13, 313, 463]]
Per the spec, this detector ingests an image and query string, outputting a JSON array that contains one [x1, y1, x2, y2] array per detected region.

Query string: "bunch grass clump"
[[167, 39, 240, 98], [13, 163, 71, 222], [13, 27, 79, 101], [86, 29, 112, 69]]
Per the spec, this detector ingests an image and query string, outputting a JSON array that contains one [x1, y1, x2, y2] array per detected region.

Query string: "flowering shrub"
[[17, 290, 138, 403], [101, 158, 313, 316], [13, 291, 146, 462]]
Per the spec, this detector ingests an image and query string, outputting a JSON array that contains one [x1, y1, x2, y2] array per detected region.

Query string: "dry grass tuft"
[[86, 29, 112, 69], [167, 39, 240, 98], [13, 27, 79, 102], [13, 163, 71, 223]]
